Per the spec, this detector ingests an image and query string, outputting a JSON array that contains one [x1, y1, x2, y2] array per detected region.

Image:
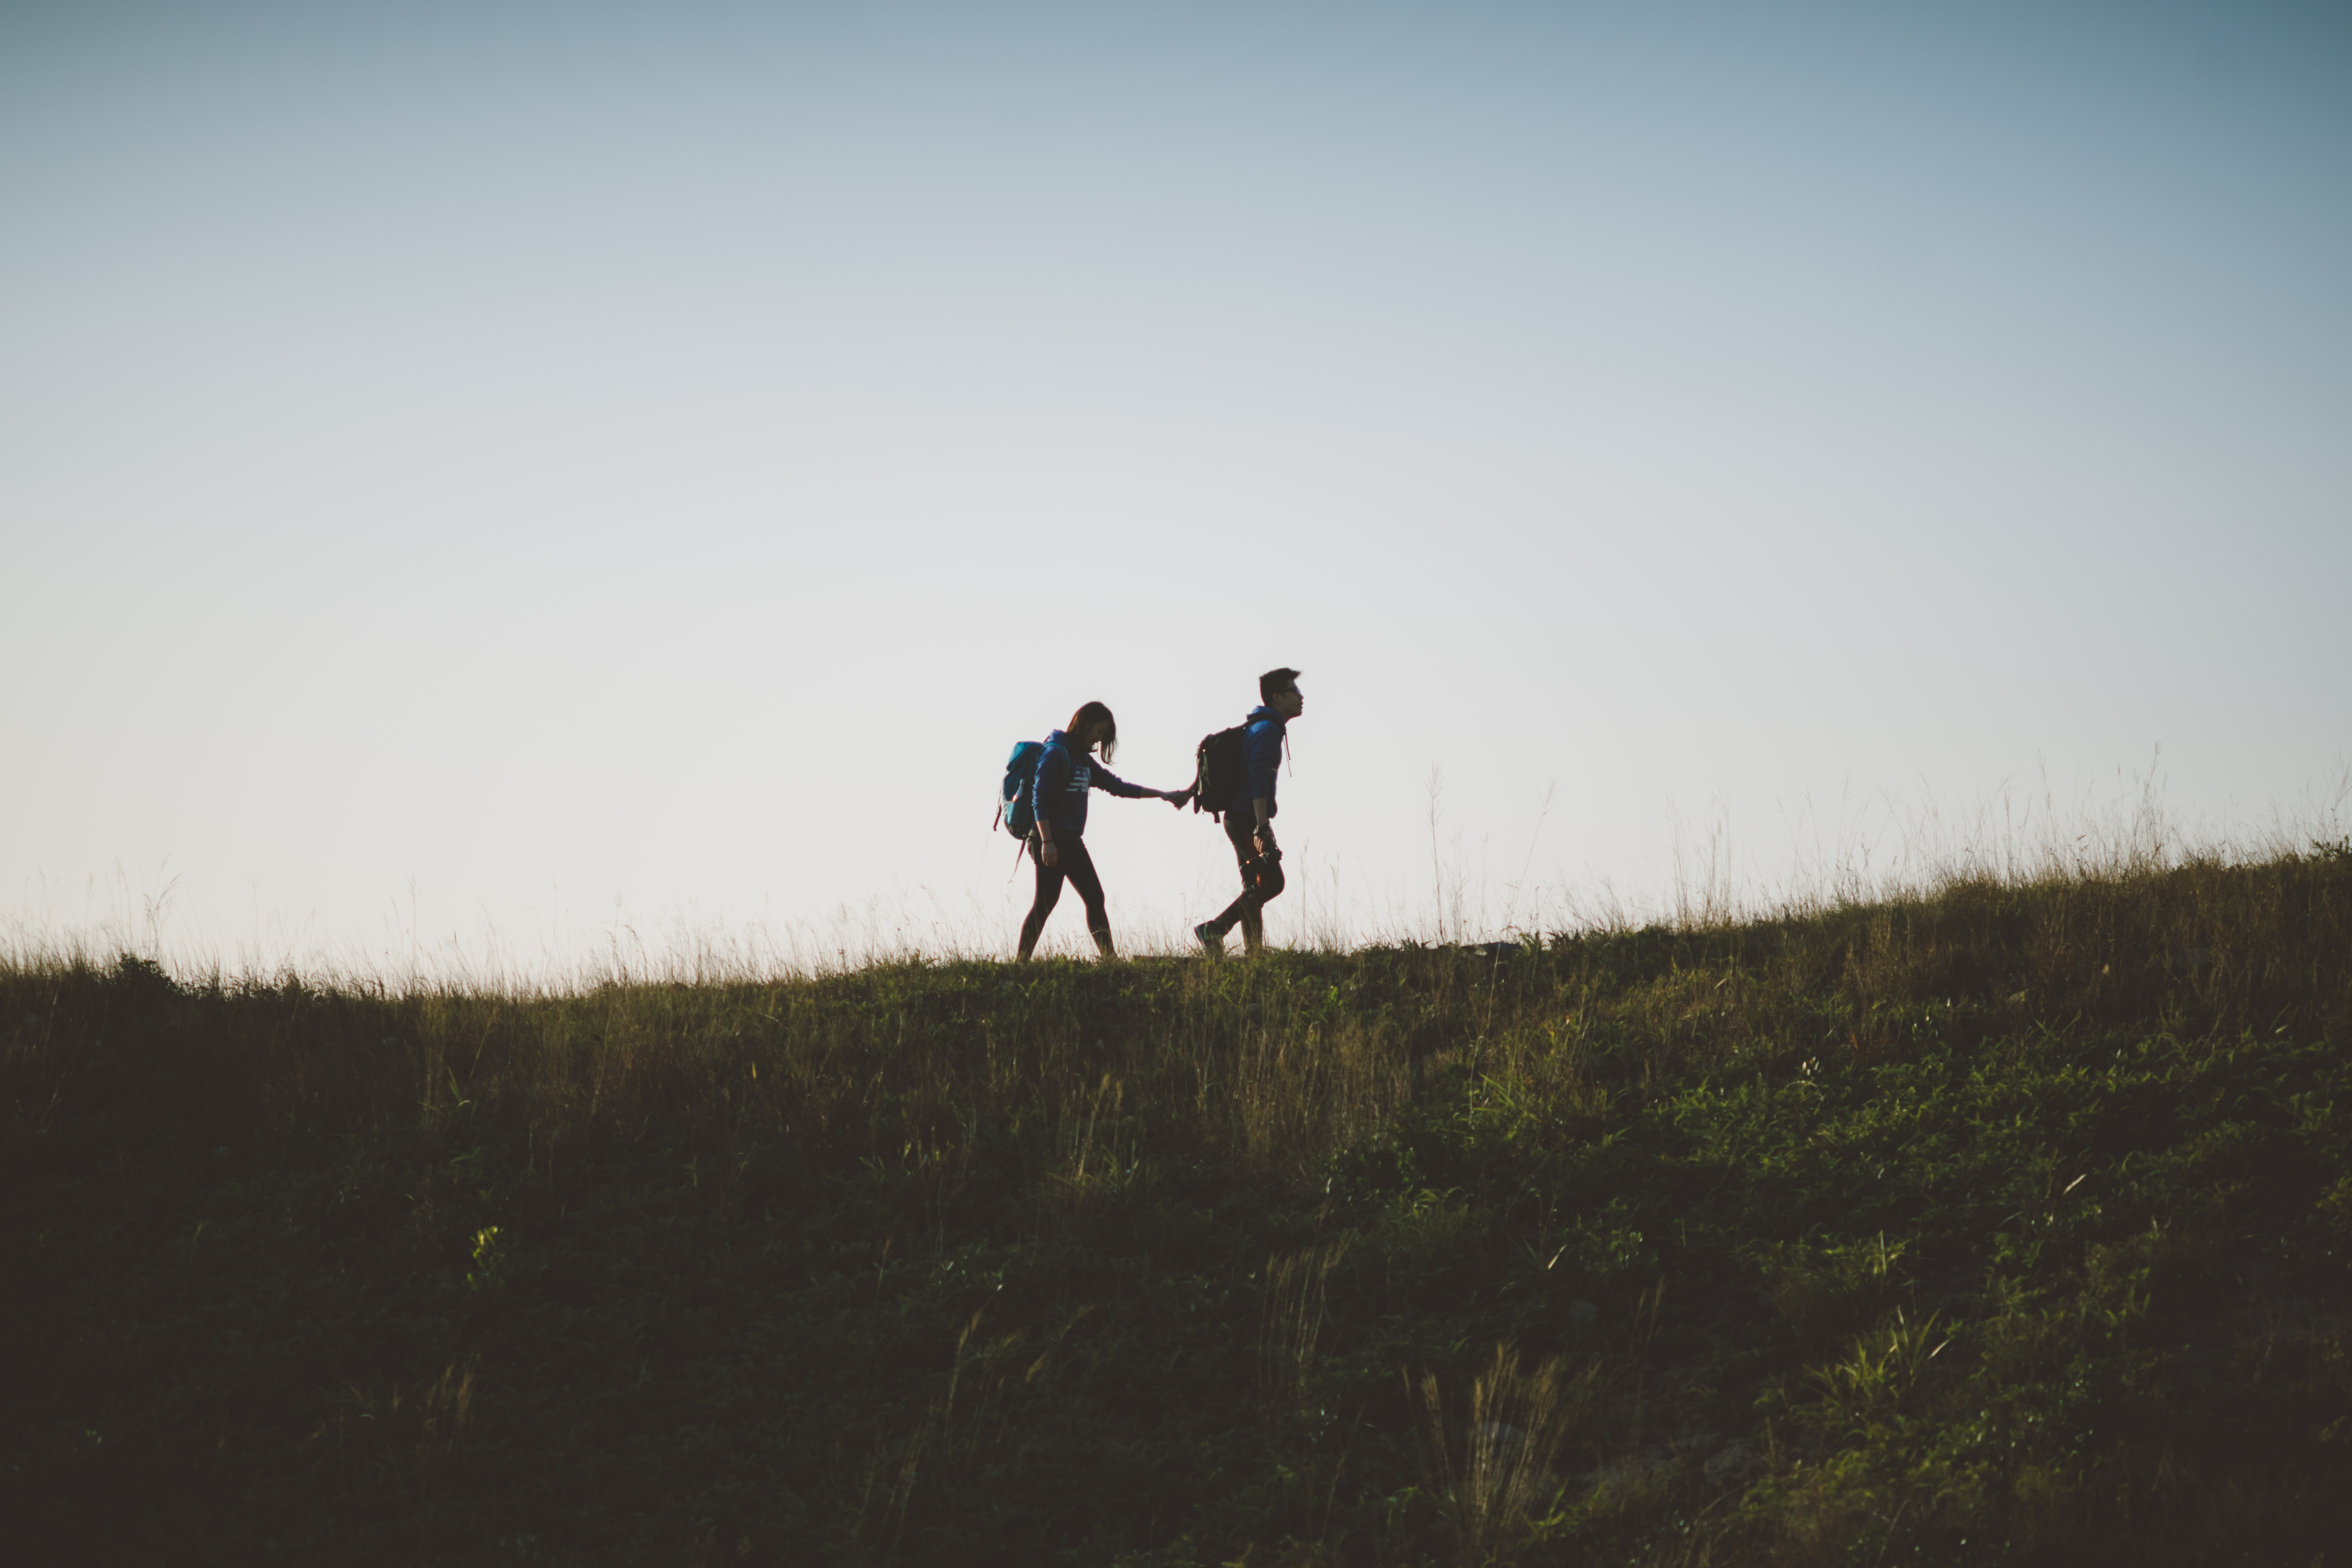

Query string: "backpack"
[[996, 740, 1045, 838], [1189, 722, 1252, 822]]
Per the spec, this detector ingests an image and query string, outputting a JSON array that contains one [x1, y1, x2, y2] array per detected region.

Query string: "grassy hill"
[[6, 847, 2350, 1566]]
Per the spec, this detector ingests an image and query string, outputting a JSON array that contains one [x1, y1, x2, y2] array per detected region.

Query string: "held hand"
[[1165, 788, 1191, 809]]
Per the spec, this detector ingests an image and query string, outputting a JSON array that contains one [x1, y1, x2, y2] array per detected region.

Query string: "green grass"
[[5, 848, 2350, 1565]]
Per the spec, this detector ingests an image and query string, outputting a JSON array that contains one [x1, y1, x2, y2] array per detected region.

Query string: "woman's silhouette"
[[1019, 701, 1189, 961]]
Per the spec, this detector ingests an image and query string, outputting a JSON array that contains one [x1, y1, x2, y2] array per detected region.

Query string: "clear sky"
[[5, 1, 2348, 975]]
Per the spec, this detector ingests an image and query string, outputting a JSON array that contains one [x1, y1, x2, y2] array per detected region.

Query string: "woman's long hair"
[[1065, 701, 1117, 762]]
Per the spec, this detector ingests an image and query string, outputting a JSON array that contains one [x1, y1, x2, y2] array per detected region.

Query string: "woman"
[[1020, 701, 1191, 961]]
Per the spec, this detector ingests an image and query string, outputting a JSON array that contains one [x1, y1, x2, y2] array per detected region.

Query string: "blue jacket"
[[1229, 706, 1286, 820], [1032, 729, 1152, 836]]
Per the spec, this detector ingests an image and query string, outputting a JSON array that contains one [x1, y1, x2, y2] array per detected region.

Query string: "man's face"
[[1274, 686, 1304, 720]]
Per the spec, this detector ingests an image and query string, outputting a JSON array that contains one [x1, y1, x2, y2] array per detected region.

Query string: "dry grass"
[[8, 832, 2348, 1192], [1417, 1343, 1599, 1563]]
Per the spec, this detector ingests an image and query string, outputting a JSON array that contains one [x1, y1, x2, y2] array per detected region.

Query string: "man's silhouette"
[[1194, 667, 1303, 956]]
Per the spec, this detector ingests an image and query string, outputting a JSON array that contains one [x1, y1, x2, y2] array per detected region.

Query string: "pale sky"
[[5, 1, 2347, 974]]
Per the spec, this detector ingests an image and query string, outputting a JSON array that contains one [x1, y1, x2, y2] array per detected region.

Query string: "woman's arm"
[[1034, 745, 1067, 865], [1091, 764, 1190, 807]]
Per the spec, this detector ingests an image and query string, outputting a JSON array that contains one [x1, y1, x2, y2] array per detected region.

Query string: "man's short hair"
[[1260, 667, 1302, 705]]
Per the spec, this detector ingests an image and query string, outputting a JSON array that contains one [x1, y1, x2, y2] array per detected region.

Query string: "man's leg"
[[1202, 819, 1269, 951], [1016, 838, 1064, 960], [1062, 838, 1116, 960], [1238, 833, 1284, 953]]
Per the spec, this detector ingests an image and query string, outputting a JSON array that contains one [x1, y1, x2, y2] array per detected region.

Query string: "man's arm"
[[1244, 723, 1282, 844]]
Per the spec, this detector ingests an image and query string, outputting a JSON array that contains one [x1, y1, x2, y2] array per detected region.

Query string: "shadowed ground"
[[5, 846, 2350, 1565]]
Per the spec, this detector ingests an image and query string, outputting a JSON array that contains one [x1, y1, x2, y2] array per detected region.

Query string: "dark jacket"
[[1228, 706, 1286, 820], [1033, 729, 1151, 836]]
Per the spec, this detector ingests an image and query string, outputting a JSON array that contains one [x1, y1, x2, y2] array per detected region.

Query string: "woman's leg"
[[1061, 838, 1116, 959], [1016, 837, 1065, 960]]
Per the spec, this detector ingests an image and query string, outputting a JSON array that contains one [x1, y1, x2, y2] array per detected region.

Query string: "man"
[[1194, 668, 1303, 956]]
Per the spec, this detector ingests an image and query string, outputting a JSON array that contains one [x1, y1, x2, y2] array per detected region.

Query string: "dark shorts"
[[1224, 817, 1286, 902]]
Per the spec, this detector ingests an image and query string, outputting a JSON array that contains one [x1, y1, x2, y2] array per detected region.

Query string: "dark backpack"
[[996, 740, 1045, 838], [1189, 722, 1251, 821]]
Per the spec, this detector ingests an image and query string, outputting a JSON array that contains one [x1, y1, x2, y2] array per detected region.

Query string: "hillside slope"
[[5, 851, 2350, 1566]]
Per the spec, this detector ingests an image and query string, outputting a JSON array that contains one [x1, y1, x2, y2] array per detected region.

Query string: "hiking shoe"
[[1192, 922, 1224, 958]]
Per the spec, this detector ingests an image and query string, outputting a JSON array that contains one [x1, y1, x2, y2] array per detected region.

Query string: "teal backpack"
[[996, 740, 1045, 838]]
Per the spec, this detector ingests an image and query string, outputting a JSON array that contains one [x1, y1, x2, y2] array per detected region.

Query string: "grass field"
[[5, 842, 2350, 1565]]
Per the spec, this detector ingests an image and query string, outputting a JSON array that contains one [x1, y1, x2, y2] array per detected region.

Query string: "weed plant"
[[4, 847, 2350, 1564]]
